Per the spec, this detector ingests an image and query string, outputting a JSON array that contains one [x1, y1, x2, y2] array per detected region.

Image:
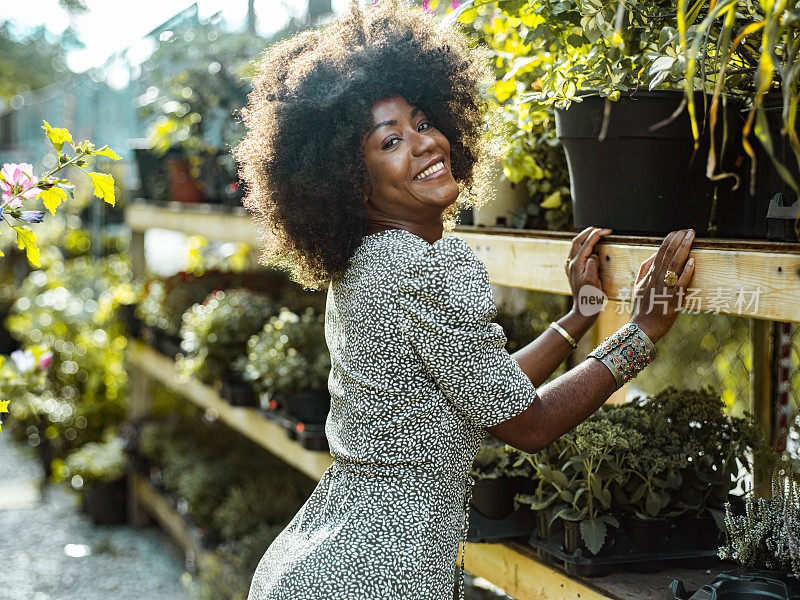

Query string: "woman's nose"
[[409, 129, 436, 156]]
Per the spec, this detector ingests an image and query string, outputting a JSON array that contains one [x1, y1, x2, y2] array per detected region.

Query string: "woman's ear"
[[361, 174, 372, 205]]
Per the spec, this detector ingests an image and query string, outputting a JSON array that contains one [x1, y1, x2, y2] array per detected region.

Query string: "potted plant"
[[178, 288, 275, 390], [458, 0, 751, 236], [469, 435, 532, 520], [678, 0, 800, 241], [65, 430, 128, 525], [671, 466, 800, 599], [234, 307, 331, 423]]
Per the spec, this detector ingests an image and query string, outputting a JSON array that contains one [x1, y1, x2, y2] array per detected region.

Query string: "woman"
[[235, 2, 696, 599]]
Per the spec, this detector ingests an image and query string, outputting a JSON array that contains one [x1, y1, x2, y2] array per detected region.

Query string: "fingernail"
[[688, 258, 694, 265]]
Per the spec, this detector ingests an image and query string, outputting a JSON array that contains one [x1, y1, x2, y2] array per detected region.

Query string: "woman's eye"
[[418, 121, 432, 131], [382, 138, 400, 150]]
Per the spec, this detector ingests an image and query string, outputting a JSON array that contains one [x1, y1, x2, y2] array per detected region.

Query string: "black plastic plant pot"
[[81, 478, 128, 525], [670, 569, 800, 600], [623, 515, 673, 553], [717, 91, 800, 243], [467, 505, 536, 543], [219, 368, 257, 407], [296, 423, 329, 451], [533, 509, 563, 541], [555, 90, 747, 236], [562, 519, 618, 577], [677, 513, 722, 551], [470, 477, 523, 520], [281, 390, 331, 425]]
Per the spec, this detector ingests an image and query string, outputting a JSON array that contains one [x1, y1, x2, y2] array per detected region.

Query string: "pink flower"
[[1, 163, 42, 209], [450, 0, 461, 8], [421, 0, 432, 11], [38, 352, 53, 371]]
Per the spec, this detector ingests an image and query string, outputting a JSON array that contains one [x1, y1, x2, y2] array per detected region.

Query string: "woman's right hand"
[[630, 228, 696, 343]]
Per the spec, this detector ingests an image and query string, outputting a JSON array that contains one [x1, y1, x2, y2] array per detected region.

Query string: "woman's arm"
[[510, 309, 596, 388], [489, 228, 696, 453]]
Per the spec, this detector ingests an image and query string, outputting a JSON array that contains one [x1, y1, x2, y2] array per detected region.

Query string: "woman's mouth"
[[413, 161, 445, 181]]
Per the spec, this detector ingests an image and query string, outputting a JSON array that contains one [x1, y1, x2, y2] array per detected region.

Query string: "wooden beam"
[[125, 202, 261, 247], [751, 319, 774, 498], [128, 341, 333, 481], [462, 542, 613, 600], [448, 229, 800, 323], [133, 473, 209, 571]]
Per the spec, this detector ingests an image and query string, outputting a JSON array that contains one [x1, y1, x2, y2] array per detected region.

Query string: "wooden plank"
[[751, 319, 774, 498], [447, 230, 800, 323], [125, 201, 261, 246], [462, 542, 613, 600], [128, 340, 332, 481], [132, 473, 209, 570]]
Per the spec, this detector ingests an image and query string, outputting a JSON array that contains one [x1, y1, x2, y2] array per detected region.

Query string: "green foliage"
[[463, 5, 574, 229], [514, 387, 761, 554], [234, 307, 330, 398], [5, 253, 133, 455], [471, 434, 532, 480], [136, 269, 287, 336], [65, 429, 126, 483], [137, 16, 269, 200], [719, 466, 800, 575], [139, 415, 315, 538], [178, 288, 275, 385]]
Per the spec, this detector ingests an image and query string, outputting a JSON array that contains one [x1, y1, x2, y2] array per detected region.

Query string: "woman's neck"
[[365, 218, 444, 245]]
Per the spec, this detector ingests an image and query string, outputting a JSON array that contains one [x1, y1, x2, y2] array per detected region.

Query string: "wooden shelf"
[[132, 472, 209, 569], [126, 200, 261, 246], [125, 202, 800, 322], [128, 340, 333, 481], [447, 226, 800, 323], [463, 542, 733, 600]]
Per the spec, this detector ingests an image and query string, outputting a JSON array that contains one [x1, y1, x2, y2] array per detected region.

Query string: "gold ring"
[[664, 270, 678, 286], [565, 258, 571, 269]]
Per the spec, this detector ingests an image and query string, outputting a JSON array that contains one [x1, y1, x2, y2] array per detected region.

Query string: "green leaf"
[[93, 146, 121, 160], [39, 187, 67, 216], [580, 517, 608, 555], [12, 226, 40, 267], [41, 120, 73, 152], [89, 172, 116, 206]]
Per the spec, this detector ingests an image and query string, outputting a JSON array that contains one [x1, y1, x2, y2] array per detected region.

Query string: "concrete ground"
[[0, 429, 513, 600], [0, 431, 185, 600]]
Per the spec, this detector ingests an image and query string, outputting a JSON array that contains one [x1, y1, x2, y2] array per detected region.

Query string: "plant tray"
[[528, 520, 721, 577], [467, 506, 535, 543], [670, 569, 800, 600]]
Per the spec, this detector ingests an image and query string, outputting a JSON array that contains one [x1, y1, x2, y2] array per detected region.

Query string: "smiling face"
[[360, 96, 460, 225]]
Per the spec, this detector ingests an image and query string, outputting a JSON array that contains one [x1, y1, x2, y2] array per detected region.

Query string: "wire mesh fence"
[[493, 286, 799, 461]]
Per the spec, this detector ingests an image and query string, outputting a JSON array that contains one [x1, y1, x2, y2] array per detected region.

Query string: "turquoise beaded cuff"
[[587, 323, 656, 389]]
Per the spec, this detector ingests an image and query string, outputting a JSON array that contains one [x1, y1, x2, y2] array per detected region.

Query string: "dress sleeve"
[[396, 236, 537, 428]]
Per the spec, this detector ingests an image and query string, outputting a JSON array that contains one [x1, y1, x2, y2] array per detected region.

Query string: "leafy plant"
[[178, 288, 276, 385], [233, 307, 330, 399], [719, 465, 800, 575], [470, 434, 531, 480], [65, 429, 127, 484]]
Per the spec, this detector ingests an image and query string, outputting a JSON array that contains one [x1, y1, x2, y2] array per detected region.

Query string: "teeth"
[[414, 161, 444, 180]]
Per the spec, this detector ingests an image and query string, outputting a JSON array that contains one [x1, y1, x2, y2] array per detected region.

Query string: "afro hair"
[[234, 0, 496, 290]]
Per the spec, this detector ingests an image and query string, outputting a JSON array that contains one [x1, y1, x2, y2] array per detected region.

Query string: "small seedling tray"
[[528, 520, 721, 577]]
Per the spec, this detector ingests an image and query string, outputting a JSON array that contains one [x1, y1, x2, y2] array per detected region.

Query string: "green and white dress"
[[247, 229, 537, 600]]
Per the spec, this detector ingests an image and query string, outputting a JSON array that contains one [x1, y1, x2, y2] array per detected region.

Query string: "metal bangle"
[[587, 323, 657, 389], [549, 321, 578, 349]]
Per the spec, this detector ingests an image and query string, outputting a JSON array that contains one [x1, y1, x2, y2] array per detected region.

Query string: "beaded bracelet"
[[587, 323, 656, 389]]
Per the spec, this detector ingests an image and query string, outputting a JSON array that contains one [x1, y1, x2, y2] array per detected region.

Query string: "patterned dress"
[[247, 229, 537, 600]]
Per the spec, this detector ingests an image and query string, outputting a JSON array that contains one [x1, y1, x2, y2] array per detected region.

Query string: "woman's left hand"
[[565, 226, 613, 320]]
